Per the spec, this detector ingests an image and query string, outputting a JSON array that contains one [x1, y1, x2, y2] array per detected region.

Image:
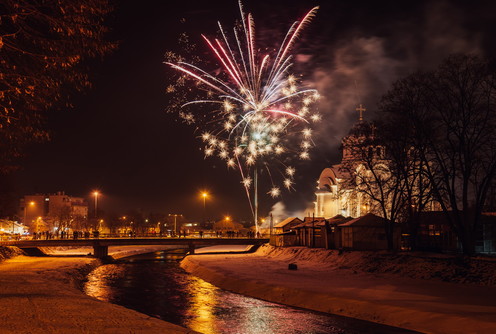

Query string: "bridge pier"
[[93, 245, 108, 258], [188, 243, 195, 255]]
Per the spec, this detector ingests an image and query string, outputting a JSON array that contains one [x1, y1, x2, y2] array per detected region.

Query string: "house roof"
[[274, 217, 302, 228], [327, 215, 353, 225], [294, 217, 326, 228], [338, 213, 385, 227]]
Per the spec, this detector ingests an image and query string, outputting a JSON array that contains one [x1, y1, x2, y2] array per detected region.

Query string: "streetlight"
[[201, 191, 209, 224], [24, 201, 35, 226], [93, 191, 100, 218], [169, 214, 182, 236]]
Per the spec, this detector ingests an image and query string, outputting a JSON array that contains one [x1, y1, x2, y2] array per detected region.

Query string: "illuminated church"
[[314, 104, 378, 218]]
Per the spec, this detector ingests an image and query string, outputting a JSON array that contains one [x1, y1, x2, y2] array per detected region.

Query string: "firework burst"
[[166, 1, 319, 224]]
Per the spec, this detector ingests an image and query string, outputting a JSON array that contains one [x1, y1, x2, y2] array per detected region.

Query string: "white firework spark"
[[167, 1, 319, 216]]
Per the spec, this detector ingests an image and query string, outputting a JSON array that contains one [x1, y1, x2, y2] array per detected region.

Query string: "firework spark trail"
[[166, 1, 320, 224]]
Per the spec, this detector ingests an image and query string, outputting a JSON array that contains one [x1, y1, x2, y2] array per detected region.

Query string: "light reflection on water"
[[84, 251, 416, 334]]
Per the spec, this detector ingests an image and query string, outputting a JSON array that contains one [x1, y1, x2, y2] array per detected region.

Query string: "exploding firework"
[[166, 1, 319, 226]]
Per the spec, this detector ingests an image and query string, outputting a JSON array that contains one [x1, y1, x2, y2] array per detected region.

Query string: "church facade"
[[314, 105, 383, 219]]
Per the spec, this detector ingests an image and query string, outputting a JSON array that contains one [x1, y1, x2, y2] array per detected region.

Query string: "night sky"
[[13, 0, 496, 221]]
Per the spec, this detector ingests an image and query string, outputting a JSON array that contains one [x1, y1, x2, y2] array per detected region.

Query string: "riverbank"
[[0, 246, 198, 334], [181, 244, 496, 334]]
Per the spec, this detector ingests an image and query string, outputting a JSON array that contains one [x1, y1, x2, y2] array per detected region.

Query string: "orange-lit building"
[[314, 108, 438, 220], [314, 118, 379, 219], [19, 191, 88, 231]]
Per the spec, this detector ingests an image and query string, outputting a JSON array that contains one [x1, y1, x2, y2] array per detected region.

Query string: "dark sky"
[[13, 0, 496, 222]]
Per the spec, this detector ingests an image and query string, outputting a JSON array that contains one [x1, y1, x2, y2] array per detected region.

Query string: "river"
[[84, 250, 417, 334]]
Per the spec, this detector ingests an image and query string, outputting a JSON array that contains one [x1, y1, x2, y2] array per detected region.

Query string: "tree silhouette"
[[0, 0, 116, 172], [380, 55, 496, 255]]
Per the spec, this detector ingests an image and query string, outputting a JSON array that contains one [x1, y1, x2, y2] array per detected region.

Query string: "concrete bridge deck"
[[0, 238, 269, 258]]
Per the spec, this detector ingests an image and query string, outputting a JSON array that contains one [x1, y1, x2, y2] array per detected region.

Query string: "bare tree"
[[379, 115, 436, 250], [380, 55, 496, 255], [50, 205, 72, 234], [340, 122, 405, 251], [0, 0, 116, 172]]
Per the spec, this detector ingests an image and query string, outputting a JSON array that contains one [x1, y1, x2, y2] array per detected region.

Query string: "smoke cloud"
[[279, 0, 489, 217]]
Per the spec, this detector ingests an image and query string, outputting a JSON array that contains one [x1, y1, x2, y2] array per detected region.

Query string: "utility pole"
[[312, 212, 315, 248], [269, 213, 273, 237], [169, 214, 182, 237]]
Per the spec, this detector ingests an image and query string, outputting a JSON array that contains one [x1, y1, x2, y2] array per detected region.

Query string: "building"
[[416, 211, 496, 255], [273, 217, 302, 234], [0, 219, 27, 236], [315, 105, 438, 220], [270, 217, 302, 247], [314, 105, 382, 219], [293, 216, 326, 248], [20, 191, 88, 232], [339, 213, 399, 251]]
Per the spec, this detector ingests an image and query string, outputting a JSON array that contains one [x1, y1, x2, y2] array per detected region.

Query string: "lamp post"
[[93, 191, 99, 218], [24, 201, 35, 226], [201, 192, 208, 224]]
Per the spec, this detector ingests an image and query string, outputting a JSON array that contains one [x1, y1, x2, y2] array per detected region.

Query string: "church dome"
[[347, 120, 375, 138]]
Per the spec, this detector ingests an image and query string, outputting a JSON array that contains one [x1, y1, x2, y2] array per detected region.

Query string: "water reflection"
[[184, 277, 217, 333], [183, 277, 347, 334], [84, 251, 416, 334], [85, 264, 125, 302]]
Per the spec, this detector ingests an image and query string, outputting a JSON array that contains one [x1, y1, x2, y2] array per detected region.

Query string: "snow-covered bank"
[[256, 245, 496, 286], [0, 246, 198, 333], [0, 246, 25, 261], [181, 244, 496, 334]]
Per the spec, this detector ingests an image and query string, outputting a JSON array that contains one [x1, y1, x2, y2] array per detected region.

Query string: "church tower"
[[342, 104, 376, 162], [314, 104, 377, 218]]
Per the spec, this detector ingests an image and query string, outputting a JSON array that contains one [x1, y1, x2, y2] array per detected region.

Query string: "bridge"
[[0, 238, 269, 258]]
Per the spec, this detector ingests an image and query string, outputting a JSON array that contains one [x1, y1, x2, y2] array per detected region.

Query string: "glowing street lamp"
[[24, 201, 35, 225], [201, 191, 209, 223], [93, 191, 100, 218]]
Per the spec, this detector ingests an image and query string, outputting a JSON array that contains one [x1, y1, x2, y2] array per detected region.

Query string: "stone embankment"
[[181, 244, 496, 334], [0, 246, 197, 334]]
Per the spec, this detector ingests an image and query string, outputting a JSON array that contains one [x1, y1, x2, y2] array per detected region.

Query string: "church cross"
[[356, 104, 366, 121]]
